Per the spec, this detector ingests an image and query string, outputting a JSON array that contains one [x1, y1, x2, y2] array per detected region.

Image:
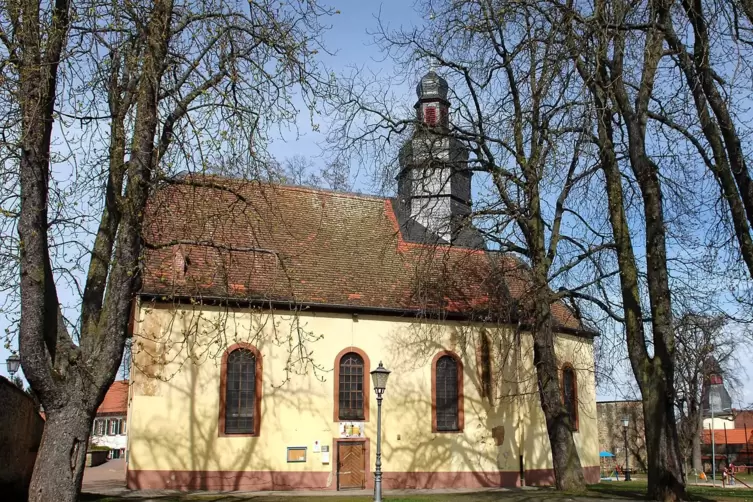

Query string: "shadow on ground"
[[79, 482, 753, 502], [79, 487, 643, 502]]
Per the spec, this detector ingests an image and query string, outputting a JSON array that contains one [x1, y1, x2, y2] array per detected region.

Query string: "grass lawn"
[[586, 480, 753, 502], [80, 480, 753, 502]]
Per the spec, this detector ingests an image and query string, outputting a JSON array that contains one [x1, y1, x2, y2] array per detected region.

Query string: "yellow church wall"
[[126, 302, 599, 490]]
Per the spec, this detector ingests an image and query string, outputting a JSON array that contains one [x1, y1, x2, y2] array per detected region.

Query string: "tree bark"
[[28, 404, 95, 502]]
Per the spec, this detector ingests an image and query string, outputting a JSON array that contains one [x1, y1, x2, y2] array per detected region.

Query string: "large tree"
[[559, 0, 753, 497], [564, 1, 688, 497], [0, 0, 333, 500], [331, 0, 617, 490]]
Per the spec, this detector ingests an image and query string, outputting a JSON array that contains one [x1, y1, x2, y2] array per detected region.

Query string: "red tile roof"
[[735, 410, 753, 430], [702, 429, 753, 445], [141, 178, 585, 332], [97, 380, 129, 415]]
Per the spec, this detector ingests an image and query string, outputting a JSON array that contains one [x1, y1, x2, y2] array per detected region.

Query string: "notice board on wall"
[[287, 446, 307, 463]]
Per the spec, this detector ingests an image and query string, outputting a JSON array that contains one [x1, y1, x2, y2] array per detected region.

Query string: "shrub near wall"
[[0, 376, 44, 501]]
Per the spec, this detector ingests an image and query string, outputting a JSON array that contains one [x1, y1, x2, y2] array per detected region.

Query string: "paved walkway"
[[81, 463, 638, 501], [82, 458, 127, 494], [85, 486, 538, 499]]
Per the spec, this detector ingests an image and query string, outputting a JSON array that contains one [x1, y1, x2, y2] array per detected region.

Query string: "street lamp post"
[[370, 361, 391, 502], [710, 393, 720, 486], [622, 416, 632, 481], [6, 353, 20, 376]]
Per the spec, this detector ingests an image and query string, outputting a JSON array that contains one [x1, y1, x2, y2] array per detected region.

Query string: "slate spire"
[[397, 70, 473, 244]]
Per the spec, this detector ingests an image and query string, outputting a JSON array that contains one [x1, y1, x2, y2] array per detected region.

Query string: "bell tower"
[[397, 71, 471, 243]]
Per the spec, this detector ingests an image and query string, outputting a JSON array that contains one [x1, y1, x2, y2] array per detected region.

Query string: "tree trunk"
[[28, 404, 94, 502], [692, 409, 703, 473], [642, 367, 686, 500], [531, 280, 586, 490]]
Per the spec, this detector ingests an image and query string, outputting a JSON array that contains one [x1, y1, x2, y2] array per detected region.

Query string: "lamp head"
[[6, 353, 20, 376], [371, 361, 391, 396]]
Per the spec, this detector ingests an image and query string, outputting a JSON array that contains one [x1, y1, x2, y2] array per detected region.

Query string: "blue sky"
[[2, 0, 751, 408], [265, 1, 420, 168]]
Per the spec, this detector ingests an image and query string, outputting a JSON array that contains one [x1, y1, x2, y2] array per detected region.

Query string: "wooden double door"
[[337, 441, 366, 490]]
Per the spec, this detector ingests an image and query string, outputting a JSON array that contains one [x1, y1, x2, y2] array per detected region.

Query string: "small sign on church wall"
[[286, 446, 307, 463], [339, 421, 365, 438]]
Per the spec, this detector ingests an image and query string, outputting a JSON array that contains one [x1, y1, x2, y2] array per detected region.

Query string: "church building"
[[125, 72, 600, 491]]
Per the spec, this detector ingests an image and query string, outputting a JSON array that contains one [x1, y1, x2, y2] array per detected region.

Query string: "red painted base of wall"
[[127, 469, 332, 491], [382, 471, 521, 489], [525, 466, 600, 486], [127, 465, 601, 491]]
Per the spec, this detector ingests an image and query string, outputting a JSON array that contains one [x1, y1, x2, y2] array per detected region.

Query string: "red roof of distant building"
[[734, 410, 753, 430], [141, 179, 587, 332], [97, 380, 129, 415], [702, 429, 753, 445]]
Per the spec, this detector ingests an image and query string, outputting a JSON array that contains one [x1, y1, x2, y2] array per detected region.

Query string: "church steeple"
[[415, 71, 450, 129], [396, 70, 473, 244]]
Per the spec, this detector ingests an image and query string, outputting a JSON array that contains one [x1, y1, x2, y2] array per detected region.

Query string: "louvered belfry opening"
[[423, 105, 437, 126], [225, 349, 256, 434], [339, 352, 365, 420], [436, 355, 459, 431]]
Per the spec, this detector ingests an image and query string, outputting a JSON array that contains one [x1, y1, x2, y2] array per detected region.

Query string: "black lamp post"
[[370, 361, 391, 502], [622, 415, 632, 481], [6, 353, 20, 376]]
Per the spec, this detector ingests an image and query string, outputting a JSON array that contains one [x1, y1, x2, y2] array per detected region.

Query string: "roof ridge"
[[271, 183, 387, 202], [173, 172, 387, 203]]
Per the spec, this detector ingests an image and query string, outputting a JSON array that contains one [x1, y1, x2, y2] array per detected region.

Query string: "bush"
[[88, 445, 110, 452]]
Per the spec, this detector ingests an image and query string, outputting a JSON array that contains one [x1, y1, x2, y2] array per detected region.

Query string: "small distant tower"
[[397, 71, 471, 243]]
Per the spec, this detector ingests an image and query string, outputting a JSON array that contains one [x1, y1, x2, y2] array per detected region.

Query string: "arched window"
[[334, 348, 370, 422], [478, 332, 493, 400], [219, 343, 262, 436], [432, 351, 464, 432], [562, 364, 578, 431]]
